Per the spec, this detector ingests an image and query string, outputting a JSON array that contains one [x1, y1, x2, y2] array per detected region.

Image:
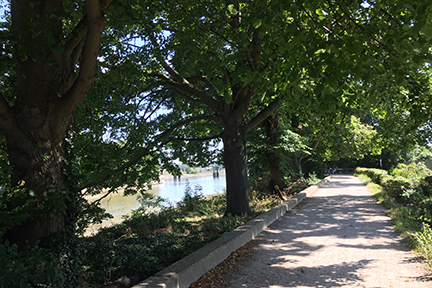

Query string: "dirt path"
[[192, 175, 432, 288]]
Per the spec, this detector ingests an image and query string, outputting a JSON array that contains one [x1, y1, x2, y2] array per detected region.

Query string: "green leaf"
[[421, 24, 432, 39], [252, 19, 262, 29]]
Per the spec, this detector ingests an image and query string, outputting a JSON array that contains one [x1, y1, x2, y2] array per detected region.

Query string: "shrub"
[[367, 169, 388, 185], [355, 167, 368, 175], [355, 167, 388, 185], [0, 241, 63, 288], [422, 177, 432, 197], [390, 162, 432, 186], [413, 224, 432, 265], [382, 176, 412, 200]]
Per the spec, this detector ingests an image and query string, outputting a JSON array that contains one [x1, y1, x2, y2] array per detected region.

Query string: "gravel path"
[[192, 175, 432, 288]]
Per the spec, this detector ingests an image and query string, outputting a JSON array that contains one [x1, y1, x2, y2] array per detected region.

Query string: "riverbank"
[[84, 171, 226, 204], [80, 184, 288, 288], [84, 172, 226, 236]]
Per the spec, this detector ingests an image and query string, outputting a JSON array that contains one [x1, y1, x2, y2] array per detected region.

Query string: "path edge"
[[133, 176, 331, 288]]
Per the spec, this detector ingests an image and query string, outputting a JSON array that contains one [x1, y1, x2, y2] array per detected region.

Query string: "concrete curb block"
[[133, 177, 331, 288]]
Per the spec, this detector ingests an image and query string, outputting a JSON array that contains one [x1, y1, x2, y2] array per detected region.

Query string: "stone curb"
[[133, 176, 331, 288]]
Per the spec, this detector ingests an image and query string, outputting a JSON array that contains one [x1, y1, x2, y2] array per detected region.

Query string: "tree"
[[1, 1, 431, 284], [0, 0, 112, 251], [250, 0, 432, 186], [113, 0, 432, 216], [121, 1, 285, 215]]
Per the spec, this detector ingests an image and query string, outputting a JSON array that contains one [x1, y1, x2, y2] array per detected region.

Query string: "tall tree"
[[117, 0, 432, 216], [0, 0, 112, 248]]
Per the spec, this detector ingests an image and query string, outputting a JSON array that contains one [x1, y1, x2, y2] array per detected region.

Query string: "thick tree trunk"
[[263, 114, 285, 190], [222, 125, 251, 216], [2, 0, 109, 249], [5, 112, 70, 247]]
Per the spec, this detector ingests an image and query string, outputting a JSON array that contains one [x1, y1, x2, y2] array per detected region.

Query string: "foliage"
[[0, 241, 63, 288], [390, 162, 432, 186], [356, 165, 432, 221], [1, 0, 432, 284], [80, 186, 287, 287], [248, 172, 316, 200], [381, 176, 413, 200], [321, 116, 382, 161], [357, 173, 432, 267], [397, 144, 432, 164], [355, 167, 388, 185], [413, 224, 432, 266]]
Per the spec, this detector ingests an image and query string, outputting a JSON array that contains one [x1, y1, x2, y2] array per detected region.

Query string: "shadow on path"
[[209, 175, 432, 288]]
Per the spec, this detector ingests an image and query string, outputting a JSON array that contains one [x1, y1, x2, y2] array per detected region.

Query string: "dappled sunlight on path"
[[198, 175, 432, 288]]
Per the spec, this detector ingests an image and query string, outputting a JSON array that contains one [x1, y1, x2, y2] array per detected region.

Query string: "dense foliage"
[[356, 163, 432, 223], [356, 164, 432, 265], [0, 0, 432, 286]]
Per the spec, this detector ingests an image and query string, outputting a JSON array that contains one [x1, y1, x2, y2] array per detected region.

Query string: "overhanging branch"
[[246, 97, 281, 132], [175, 133, 222, 142], [146, 31, 222, 112], [79, 114, 222, 192], [59, 0, 111, 116], [148, 71, 219, 111]]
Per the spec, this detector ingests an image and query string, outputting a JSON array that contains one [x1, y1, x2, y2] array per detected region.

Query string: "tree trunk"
[[263, 114, 285, 190], [2, 0, 108, 249], [287, 156, 304, 179], [4, 109, 70, 248], [222, 125, 251, 216]]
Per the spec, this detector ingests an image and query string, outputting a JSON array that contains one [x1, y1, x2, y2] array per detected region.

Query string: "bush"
[[355, 167, 388, 185], [0, 241, 63, 288], [390, 162, 432, 186], [184, 167, 199, 174], [381, 176, 412, 200], [413, 224, 432, 265]]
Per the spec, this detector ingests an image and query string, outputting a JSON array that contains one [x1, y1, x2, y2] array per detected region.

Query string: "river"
[[85, 173, 226, 235]]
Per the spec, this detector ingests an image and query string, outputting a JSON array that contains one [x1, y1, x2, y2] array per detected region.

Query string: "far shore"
[[83, 171, 226, 236], [84, 171, 226, 202], [158, 170, 225, 181]]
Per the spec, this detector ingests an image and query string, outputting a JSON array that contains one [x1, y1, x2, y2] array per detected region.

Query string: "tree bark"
[[263, 113, 285, 190], [2, 0, 108, 248], [5, 117, 69, 247], [222, 123, 251, 216]]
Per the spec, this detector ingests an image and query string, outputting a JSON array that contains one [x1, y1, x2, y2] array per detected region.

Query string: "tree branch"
[[166, 115, 224, 133], [175, 133, 222, 142], [79, 145, 153, 192], [79, 114, 222, 191], [298, 132, 323, 163], [146, 30, 223, 112], [186, 75, 221, 96], [246, 97, 281, 132], [148, 71, 221, 112], [0, 92, 13, 131], [62, 16, 88, 60], [59, 0, 111, 115], [332, 0, 395, 56]]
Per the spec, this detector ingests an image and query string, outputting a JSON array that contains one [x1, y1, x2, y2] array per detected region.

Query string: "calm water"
[[86, 175, 226, 234]]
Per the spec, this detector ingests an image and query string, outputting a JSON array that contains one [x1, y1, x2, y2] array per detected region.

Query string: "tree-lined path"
[[193, 175, 432, 287]]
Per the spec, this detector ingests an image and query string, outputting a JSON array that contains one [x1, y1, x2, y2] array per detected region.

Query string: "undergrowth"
[[357, 169, 432, 267], [80, 179, 313, 287]]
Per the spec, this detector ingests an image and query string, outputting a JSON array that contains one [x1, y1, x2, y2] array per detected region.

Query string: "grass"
[[356, 173, 432, 266], [79, 183, 297, 287]]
